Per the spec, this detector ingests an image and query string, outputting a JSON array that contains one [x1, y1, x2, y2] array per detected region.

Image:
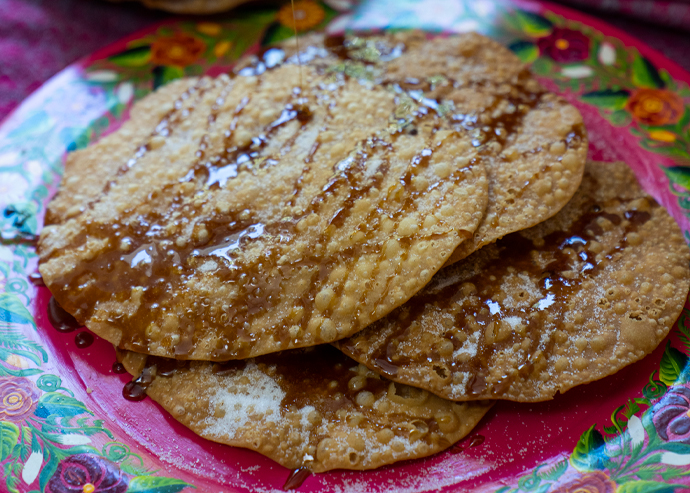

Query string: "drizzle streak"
[[283, 467, 312, 490], [75, 331, 94, 348], [47, 296, 81, 333]]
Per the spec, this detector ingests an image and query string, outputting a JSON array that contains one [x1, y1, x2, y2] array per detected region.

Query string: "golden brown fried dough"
[[120, 346, 492, 472], [338, 161, 690, 402], [385, 33, 588, 264], [303, 31, 588, 263], [39, 49, 488, 361]]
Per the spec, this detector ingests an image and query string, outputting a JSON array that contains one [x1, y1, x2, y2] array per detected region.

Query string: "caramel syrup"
[[356, 192, 654, 396], [43, 35, 572, 361], [450, 434, 485, 454], [283, 466, 311, 490], [75, 331, 94, 348], [47, 296, 81, 333], [29, 272, 45, 287]]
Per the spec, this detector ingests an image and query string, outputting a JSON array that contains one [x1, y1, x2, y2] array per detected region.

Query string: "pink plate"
[[2, 1, 690, 492]]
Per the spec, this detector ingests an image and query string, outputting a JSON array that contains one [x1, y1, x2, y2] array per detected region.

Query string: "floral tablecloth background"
[[1, 0, 689, 124], [2, 1, 690, 492]]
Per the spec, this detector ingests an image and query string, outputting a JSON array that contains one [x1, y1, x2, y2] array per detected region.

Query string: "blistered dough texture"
[[392, 34, 588, 265], [339, 161, 690, 402], [44, 78, 200, 226], [39, 40, 489, 360], [120, 346, 492, 472], [245, 31, 587, 264]]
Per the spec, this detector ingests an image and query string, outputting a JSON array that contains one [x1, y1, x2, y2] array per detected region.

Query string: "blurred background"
[[0, 0, 688, 121]]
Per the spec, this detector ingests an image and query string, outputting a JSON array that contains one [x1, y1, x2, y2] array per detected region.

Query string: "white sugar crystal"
[[203, 363, 284, 438]]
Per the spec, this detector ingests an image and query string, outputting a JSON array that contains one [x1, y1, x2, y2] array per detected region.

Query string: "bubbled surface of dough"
[[338, 161, 690, 402], [120, 346, 492, 472], [39, 38, 491, 360]]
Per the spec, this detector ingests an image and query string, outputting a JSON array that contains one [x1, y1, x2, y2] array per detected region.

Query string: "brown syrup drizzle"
[[46, 35, 575, 361], [29, 272, 45, 287], [47, 296, 82, 333], [283, 466, 311, 490], [450, 434, 485, 454], [44, 82, 214, 227], [354, 194, 655, 396], [125, 345, 447, 457], [0, 232, 39, 246], [75, 331, 94, 348], [123, 355, 191, 401], [112, 362, 127, 374]]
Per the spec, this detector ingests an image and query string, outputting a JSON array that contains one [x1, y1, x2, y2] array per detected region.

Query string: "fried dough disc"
[[39, 52, 488, 360], [384, 33, 588, 265], [297, 31, 587, 264], [338, 161, 690, 402], [120, 345, 492, 472]]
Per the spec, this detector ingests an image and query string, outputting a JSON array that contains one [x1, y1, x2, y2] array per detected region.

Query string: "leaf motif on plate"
[[659, 342, 689, 386], [509, 40, 539, 63], [34, 392, 92, 419], [581, 89, 631, 111], [109, 45, 153, 68], [0, 293, 34, 326], [571, 425, 607, 471], [631, 53, 665, 89], [616, 479, 678, 493], [127, 475, 195, 493]]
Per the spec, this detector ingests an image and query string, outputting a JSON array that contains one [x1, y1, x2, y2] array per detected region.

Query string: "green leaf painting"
[[509, 40, 539, 63], [617, 480, 680, 493], [571, 425, 607, 471], [34, 392, 92, 419], [0, 293, 34, 326], [665, 167, 690, 190], [0, 422, 20, 462], [581, 89, 631, 111], [659, 342, 689, 386], [631, 54, 665, 89], [109, 45, 153, 68], [152, 65, 185, 90], [510, 10, 553, 37], [127, 476, 194, 493]]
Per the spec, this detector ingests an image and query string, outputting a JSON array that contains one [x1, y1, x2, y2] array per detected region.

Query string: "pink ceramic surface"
[[2, 1, 690, 492]]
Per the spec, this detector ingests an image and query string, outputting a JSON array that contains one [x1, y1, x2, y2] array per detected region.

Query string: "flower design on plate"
[[537, 27, 591, 63], [626, 88, 685, 126], [277, 1, 326, 31], [551, 471, 616, 493], [652, 385, 690, 444], [46, 454, 129, 493], [151, 33, 206, 67], [0, 376, 41, 422]]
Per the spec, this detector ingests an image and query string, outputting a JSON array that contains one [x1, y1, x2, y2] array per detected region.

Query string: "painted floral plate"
[[2, 1, 690, 492]]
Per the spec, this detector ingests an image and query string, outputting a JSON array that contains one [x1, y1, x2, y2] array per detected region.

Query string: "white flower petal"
[[0, 151, 20, 168], [561, 66, 594, 79], [323, 0, 354, 12], [598, 42, 616, 65], [22, 450, 43, 485], [326, 14, 354, 34], [0, 172, 29, 205], [660, 451, 690, 466], [117, 82, 135, 105], [55, 434, 92, 445], [627, 415, 644, 447], [453, 19, 480, 33], [473, 1, 496, 17], [86, 70, 118, 83]]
